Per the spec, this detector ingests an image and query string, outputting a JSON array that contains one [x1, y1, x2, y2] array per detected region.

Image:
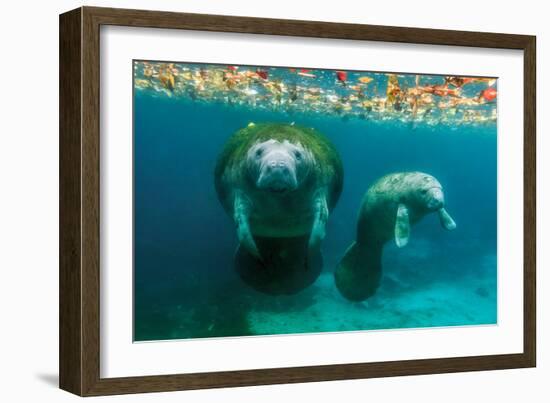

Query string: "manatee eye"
[[255, 148, 263, 158], [423, 176, 431, 181], [420, 188, 428, 194], [294, 150, 303, 160]]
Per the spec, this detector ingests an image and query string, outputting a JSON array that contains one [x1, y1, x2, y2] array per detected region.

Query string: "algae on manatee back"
[[214, 122, 343, 210]]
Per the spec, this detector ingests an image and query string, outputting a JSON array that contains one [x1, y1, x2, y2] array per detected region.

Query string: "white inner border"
[[100, 25, 524, 378]]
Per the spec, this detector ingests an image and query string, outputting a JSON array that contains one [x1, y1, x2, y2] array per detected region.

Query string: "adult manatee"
[[334, 172, 456, 301], [215, 123, 343, 293]]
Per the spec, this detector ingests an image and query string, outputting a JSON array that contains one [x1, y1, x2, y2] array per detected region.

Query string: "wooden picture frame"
[[59, 6, 536, 396]]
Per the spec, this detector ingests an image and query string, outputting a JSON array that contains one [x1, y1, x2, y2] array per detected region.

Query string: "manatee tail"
[[334, 241, 382, 302], [234, 235, 323, 295]]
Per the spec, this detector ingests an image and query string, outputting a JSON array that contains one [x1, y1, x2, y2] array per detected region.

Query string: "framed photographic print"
[[59, 6, 536, 396]]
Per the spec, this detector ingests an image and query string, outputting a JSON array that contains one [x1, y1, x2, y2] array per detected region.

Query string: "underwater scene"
[[133, 60, 497, 341]]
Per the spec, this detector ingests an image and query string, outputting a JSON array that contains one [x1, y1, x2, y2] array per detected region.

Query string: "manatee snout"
[[257, 151, 298, 192], [426, 187, 444, 210], [425, 186, 456, 230]]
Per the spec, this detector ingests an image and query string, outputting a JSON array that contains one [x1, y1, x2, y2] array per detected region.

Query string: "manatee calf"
[[334, 172, 456, 301], [215, 123, 343, 293]]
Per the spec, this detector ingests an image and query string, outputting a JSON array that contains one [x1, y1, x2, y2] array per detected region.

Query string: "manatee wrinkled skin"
[[335, 172, 456, 302], [215, 123, 343, 294]]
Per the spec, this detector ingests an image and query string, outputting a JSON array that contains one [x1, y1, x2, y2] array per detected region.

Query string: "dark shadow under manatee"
[[234, 235, 323, 295]]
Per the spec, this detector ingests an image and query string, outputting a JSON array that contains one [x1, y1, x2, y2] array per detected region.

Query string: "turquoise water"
[[133, 63, 497, 341]]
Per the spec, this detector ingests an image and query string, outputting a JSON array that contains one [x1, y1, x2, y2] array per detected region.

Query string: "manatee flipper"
[[438, 208, 457, 230], [234, 192, 260, 259], [334, 242, 383, 301], [308, 192, 329, 250], [394, 203, 410, 248]]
